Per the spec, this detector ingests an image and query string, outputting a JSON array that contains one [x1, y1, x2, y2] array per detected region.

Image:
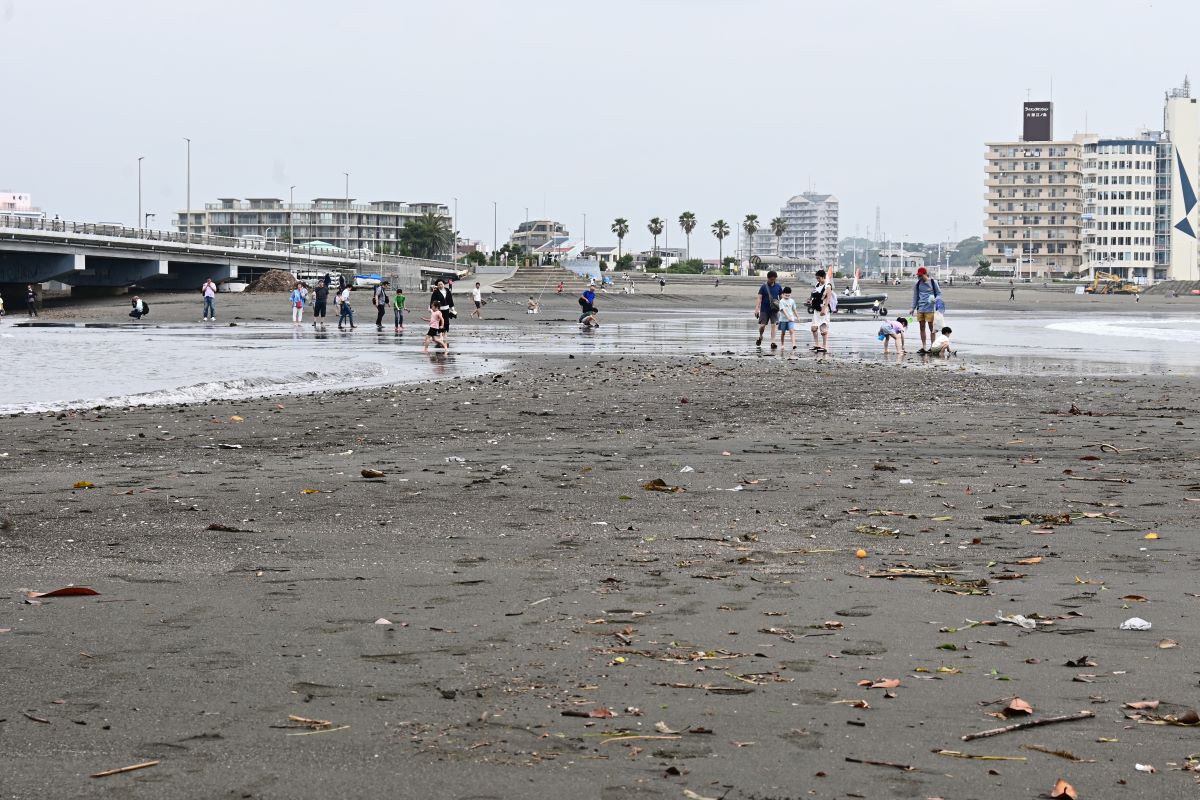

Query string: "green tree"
[[645, 255, 663, 272], [722, 255, 738, 273], [711, 219, 731, 271], [647, 217, 664, 258], [953, 236, 985, 266], [742, 214, 759, 263], [611, 218, 630, 261], [614, 253, 634, 271], [678, 211, 697, 261], [464, 250, 487, 266], [770, 216, 786, 257], [397, 211, 453, 259]]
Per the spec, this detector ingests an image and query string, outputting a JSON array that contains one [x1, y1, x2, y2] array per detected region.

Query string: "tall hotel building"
[[984, 80, 1199, 283]]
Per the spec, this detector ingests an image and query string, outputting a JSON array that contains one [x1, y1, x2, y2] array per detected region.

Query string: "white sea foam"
[[1045, 318, 1200, 344], [2, 363, 390, 415]]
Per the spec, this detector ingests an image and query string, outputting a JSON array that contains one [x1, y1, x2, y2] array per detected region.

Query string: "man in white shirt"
[[470, 282, 484, 319]]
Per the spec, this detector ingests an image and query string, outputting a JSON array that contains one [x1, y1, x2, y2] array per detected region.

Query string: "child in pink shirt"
[[423, 303, 448, 352]]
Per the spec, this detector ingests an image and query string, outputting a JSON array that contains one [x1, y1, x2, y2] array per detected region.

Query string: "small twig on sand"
[[962, 711, 1094, 741], [845, 756, 915, 771], [1066, 476, 1133, 484], [1083, 442, 1151, 454], [600, 734, 682, 744], [91, 760, 160, 778]]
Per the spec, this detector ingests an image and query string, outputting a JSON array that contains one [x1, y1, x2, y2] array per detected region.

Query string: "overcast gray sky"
[[3, 0, 1198, 256]]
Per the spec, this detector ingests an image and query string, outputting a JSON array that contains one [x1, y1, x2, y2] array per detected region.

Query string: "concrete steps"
[[1142, 280, 1200, 296]]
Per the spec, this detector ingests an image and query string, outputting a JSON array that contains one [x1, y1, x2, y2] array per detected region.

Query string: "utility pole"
[[452, 197, 458, 262], [183, 138, 191, 235], [137, 156, 144, 229], [289, 185, 295, 268], [344, 172, 350, 251], [492, 201, 497, 262]]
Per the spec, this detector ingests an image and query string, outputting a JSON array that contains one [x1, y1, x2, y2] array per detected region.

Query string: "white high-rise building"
[[1161, 80, 1200, 282], [779, 193, 839, 267], [1081, 135, 1159, 280]]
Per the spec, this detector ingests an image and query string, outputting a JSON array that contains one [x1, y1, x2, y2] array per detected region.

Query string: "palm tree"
[[770, 216, 786, 257], [611, 218, 630, 261], [397, 211, 453, 259], [742, 214, 760, 265], [678, 211, 697, 261], [647, 217, 664, 259], [711, 219, 730, 272]]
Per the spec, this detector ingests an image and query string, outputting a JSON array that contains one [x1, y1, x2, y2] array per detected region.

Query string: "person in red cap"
[[908, 267, 942, 353]]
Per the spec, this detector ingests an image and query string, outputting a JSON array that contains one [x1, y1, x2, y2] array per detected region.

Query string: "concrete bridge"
[[1, 215, 458, 304]]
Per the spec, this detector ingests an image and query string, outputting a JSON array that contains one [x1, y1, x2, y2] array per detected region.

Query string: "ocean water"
[[0, 325, 504, 414], [3, 312, 1196, 413]]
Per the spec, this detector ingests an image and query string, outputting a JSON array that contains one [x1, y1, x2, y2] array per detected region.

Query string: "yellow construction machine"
[[1084, 271, 1141, 295]]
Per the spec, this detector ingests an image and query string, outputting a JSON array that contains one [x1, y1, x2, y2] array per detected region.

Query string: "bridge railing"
[[0, 213, 452, 270]]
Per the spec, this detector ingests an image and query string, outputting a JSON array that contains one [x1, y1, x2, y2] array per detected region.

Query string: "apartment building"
[[738, 193, 839, 266], [780, 193, 839, 267], [176, 197, 450, 253], [1081, 136, 1160, 280], [983, 132, 1084, 278], [509, 220, 569, 251]]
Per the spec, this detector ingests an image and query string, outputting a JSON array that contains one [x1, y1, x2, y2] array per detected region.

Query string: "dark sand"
[[3, 285, 1200, 799]]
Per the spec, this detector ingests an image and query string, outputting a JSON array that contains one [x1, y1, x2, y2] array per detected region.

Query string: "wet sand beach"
[[2, 285, 1200, 799]]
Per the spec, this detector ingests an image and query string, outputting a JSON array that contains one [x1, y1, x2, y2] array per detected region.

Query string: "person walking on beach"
[[337, 284, 355, 330], [392, 286, 406, 332], [0, 293, 6, 321], [373, 280, 390, 331], [312, 279, 329, 327], [470, 282, 484, 319], [754, 270, 782, 349], [908, 267, 942, 353], [808, 269, 833, 353], [201, 278, 217, 322], [290, 282, 306, 324], [777, 286, 801, 350], [1009, 280, 1016, 301], [25, 285, 38, 318], [431, 279, 455, 334], [658, 276, 667, 295], [422, 301, 448, 352]]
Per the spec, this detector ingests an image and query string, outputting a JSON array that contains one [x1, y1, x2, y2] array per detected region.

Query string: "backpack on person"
[[141, 302, 150, 315]]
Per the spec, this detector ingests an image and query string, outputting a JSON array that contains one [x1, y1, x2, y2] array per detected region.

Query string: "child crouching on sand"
[[878, 316, 908, 354], [423, 302, 448, 352], [928, 326, 953, 359]]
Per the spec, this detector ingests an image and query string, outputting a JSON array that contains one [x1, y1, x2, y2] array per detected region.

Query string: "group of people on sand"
[[754, 266, 953, 359]]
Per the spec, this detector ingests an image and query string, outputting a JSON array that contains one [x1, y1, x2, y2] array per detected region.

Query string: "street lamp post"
[[492, 200, 497, 263], [343, 172, 350, 251], [137, 156, 144, 229], [183, 137, 191, 236], [452, 196, 458, 263], [289, 185, 296, 269], [145, 213, 155, 229], [582, 212, 586, 247]]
